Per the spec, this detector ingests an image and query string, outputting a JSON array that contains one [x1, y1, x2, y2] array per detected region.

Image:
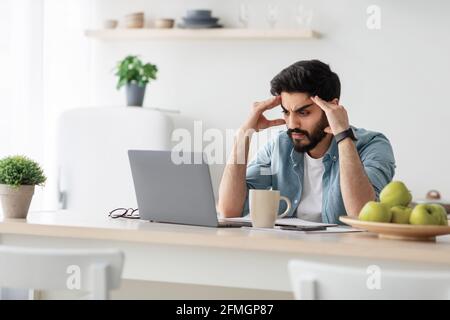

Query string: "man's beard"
[[287, 113, 329, 153]]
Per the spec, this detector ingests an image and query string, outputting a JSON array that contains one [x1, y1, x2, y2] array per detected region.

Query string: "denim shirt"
[[242, 126, 396, 224]]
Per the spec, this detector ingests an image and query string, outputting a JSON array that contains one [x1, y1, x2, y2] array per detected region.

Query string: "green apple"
[[380, 181, 412, 208], [390, 205, 412, 224], [359, 201, 391, 222], [429, 203, 448, 226], [410, 204, 445, 226]]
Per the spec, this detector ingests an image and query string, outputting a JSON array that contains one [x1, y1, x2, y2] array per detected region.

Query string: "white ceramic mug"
[[249, 189, 291, 228]]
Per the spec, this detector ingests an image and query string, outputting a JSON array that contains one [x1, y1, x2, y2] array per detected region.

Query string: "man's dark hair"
[[270, 60, 341, 101]]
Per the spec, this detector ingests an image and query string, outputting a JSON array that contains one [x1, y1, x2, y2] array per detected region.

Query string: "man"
[[218, 60, 395, 224]]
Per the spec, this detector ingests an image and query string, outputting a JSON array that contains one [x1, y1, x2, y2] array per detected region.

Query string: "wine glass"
[[304, 8, 314, 29], [238, 3, 250, 28], [295, 4, 314, 29], [266, 3, 278, 28]]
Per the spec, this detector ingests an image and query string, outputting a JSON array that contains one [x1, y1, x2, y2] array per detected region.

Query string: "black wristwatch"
[[334, 127, 358, 144]]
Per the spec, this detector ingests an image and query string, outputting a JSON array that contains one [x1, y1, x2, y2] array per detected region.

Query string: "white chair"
[[56, 107, 173, 213], [288, 259, 450, 300], [0, 246, 124, 300]]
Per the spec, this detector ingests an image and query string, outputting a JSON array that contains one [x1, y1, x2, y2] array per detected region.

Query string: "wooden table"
[[1, 210, 450, 294]]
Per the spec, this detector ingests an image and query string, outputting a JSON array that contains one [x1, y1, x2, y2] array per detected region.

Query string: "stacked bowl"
[[179, 9, 222, 29], [154, 18, 175, 29], [124, 12, 145, 28]]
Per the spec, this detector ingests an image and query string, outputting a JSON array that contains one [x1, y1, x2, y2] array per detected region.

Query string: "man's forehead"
[[280, 92, 313, 110]]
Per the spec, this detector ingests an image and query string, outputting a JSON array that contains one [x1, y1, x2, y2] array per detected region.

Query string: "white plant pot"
[[0, 184, 35, 219]]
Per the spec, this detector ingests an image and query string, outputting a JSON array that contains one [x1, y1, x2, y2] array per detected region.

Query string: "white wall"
[[0, 0, 46, 211], [49, 0, 450, 203], [42, 0, 94, 208]]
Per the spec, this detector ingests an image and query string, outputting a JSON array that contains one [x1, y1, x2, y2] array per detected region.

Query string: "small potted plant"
[[0, 155, 46, 219], [115, 55, 158, 107]]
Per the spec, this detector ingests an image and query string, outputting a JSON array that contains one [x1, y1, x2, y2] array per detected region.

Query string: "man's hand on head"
[[311, 95, 350, 135], [240, 96, 286, 134]]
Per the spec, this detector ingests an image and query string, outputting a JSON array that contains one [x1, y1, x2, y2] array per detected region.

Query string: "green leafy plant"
[[115, 55, 158, 89], [0, 155, 46, 188]]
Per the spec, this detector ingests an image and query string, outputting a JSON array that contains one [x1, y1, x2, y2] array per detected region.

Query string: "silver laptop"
[[128, 150, 249, 228]]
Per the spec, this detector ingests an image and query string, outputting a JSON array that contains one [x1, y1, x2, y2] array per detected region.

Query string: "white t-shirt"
[[296, 153, 325, 222]]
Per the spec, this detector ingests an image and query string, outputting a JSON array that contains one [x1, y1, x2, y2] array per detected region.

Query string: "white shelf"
[[84, 28, 319, 40]]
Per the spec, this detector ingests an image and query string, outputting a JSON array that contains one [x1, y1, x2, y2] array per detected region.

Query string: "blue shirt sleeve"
[[241, 138, 275, 216], [359, 133, 396, 200]]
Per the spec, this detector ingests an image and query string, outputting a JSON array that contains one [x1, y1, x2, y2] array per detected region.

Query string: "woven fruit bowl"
[[340, 216, 450, 241]]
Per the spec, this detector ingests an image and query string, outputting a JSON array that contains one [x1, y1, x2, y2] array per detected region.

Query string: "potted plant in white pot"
[[0, 155, 46, 219], [115, 55, 158, 107]]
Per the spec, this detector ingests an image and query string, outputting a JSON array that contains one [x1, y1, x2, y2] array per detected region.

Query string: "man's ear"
[[330, 98, 339, 105]]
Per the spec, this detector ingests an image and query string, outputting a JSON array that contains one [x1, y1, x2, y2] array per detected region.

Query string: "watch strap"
[[335, 128, 356, 144]]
